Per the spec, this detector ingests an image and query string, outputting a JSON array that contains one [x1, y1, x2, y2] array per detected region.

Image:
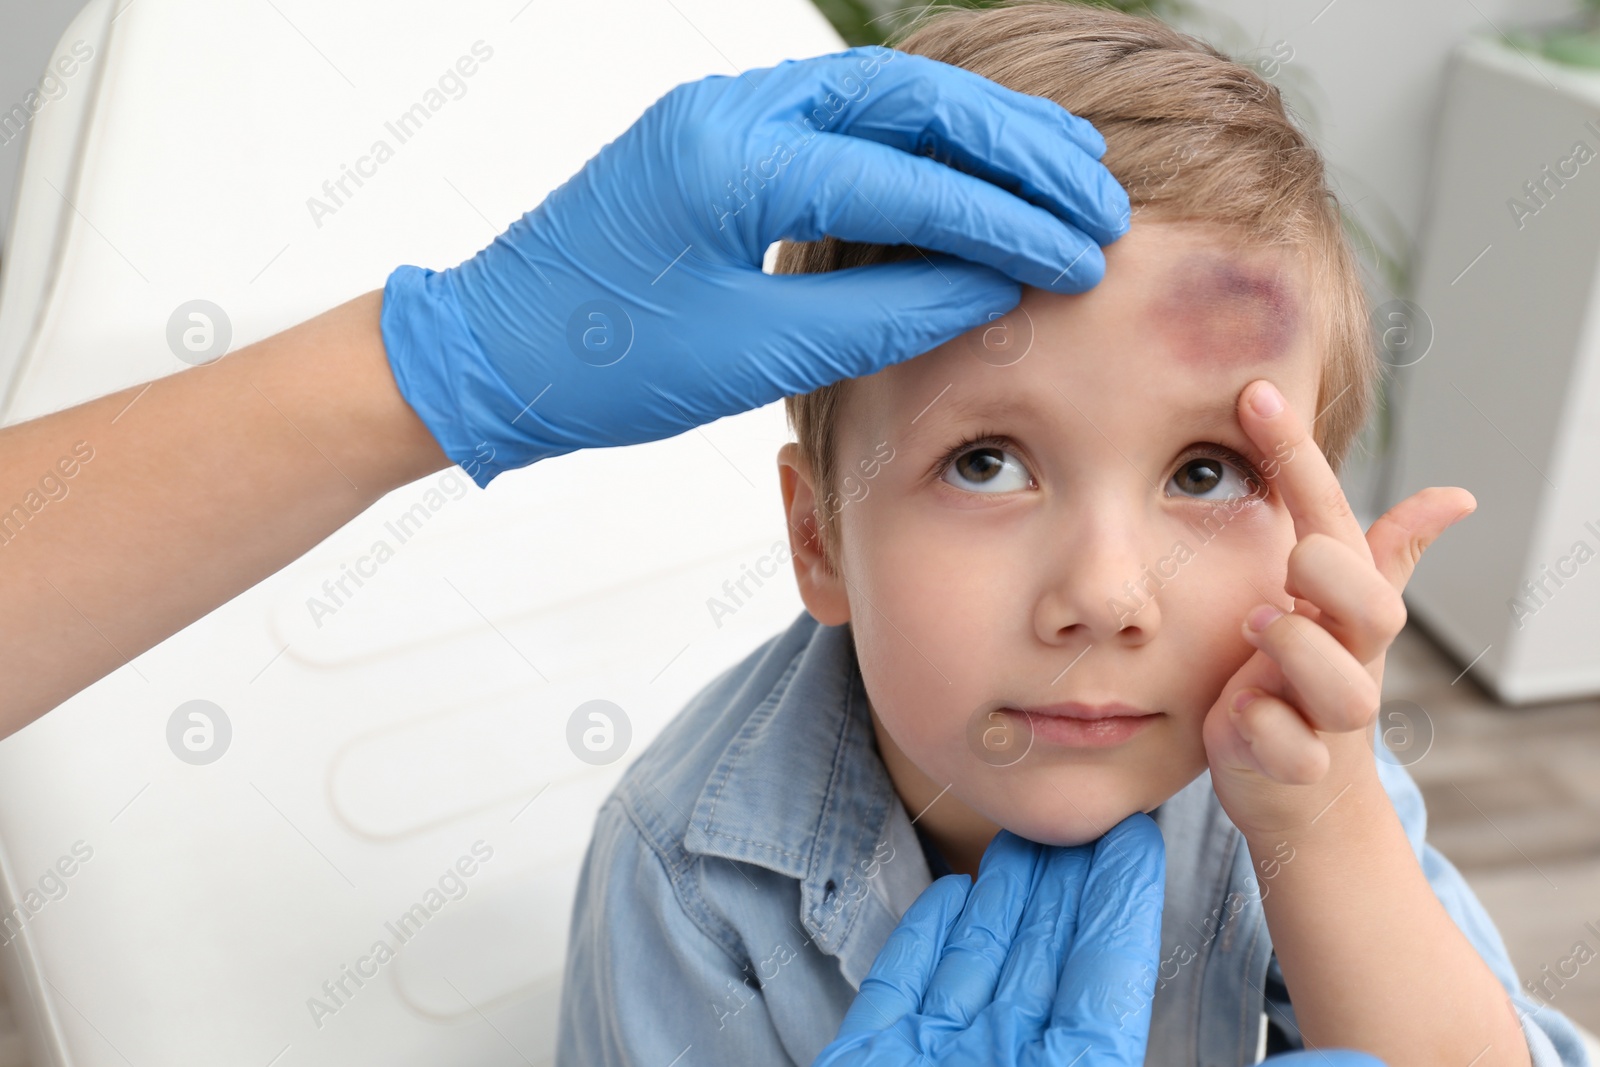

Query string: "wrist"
[[268, 287, 453, 494], [379, 264, 556, 487], [1218, 725, 1385, 844], [1237, 754, 1387, 856]]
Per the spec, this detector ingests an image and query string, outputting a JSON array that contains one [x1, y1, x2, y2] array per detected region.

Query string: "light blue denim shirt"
[[556, 611, 1589, 1067]]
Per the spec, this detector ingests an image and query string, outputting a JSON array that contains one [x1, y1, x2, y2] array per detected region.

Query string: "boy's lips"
[[1009, 701, 1161, 721], [999, 702, 1160, 749]]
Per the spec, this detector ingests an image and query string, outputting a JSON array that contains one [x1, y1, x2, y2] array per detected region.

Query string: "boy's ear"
[[777, 443, 851, 627]]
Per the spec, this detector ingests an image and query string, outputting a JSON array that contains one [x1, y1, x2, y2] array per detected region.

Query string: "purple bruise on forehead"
[[1153, 256, 1301, 367]]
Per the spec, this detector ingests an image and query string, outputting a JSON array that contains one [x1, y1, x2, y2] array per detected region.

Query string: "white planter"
[[1393, 31, 1600, 704]]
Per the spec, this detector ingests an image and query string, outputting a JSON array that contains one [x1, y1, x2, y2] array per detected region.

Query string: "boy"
[[556, 4, 1592, 1065]]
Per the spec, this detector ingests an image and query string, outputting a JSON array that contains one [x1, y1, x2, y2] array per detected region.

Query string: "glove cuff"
[[380, 263, 536, 488]]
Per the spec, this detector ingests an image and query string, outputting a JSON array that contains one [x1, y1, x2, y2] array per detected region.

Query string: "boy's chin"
[[995, 790, 1164, 849]]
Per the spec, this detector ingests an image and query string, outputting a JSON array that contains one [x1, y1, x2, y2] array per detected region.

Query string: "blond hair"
[[778, 1, 1378, 571]]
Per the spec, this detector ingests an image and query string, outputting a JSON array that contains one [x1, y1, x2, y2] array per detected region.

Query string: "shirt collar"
[[683, 614, 933, 989]]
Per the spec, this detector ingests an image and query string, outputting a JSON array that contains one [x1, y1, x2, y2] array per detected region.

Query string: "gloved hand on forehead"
[[812, 813, 1388, 1067], [380, 46, 1131, 486]]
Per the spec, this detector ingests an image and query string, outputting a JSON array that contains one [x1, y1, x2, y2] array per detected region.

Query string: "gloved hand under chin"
[[379, 45, 1130, 486], [813, 815, 1165, 1067], [812, 814, 1388, 1067]]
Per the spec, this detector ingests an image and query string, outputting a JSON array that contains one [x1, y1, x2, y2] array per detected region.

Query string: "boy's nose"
[[1033, 514, 1166, 647]]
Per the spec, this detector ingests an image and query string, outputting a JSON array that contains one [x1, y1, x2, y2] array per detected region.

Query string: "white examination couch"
[[0, 0, 840, 1063]]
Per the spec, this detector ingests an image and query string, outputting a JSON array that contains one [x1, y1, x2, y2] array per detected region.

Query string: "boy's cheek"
[[851, 535, 993, 633], [1183, 536, 1292, 621]]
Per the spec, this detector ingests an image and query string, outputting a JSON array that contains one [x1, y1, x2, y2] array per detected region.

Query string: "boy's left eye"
[[1167, 447, 1265, 502]]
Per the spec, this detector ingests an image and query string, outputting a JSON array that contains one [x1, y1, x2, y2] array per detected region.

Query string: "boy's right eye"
[[940, 437, 1034, 494]]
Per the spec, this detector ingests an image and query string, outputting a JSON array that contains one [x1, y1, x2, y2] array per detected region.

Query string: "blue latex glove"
[[380, 45, 1131, 486], [814, 813, 1387, 1067], [814, 814, 1165, 1066]]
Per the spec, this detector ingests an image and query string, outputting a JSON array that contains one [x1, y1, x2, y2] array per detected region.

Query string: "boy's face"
[[777, 220, 1328, 856]]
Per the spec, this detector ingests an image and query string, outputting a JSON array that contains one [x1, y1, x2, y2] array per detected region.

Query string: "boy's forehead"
[[1144, 247, 1305, 370], [854, 223, 1320, 438]]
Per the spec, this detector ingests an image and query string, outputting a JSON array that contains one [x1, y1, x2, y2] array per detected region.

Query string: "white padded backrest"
[[0, 1, 840, 1064]]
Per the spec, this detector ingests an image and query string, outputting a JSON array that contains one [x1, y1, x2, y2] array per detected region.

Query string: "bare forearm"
[[0, 288, 451, 736], [1246, 767, 1530, 1067]]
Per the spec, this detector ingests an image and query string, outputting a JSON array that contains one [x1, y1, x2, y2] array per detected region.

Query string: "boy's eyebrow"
[[906, 386, 1250, 441], [1183, 393, 1251, 433], [907, 389, 1049, 437]]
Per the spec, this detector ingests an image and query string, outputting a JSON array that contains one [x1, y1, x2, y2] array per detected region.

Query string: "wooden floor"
[[0, 621, 1593, 1063]]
